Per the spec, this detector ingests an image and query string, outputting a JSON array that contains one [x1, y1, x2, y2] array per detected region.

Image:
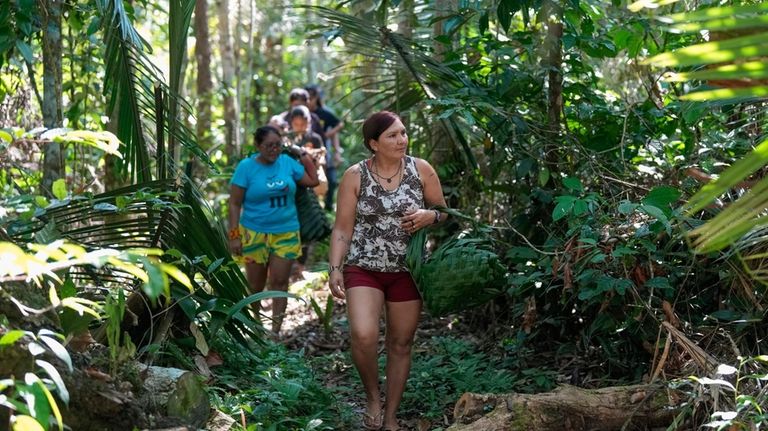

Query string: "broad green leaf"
[[618, 201, 638, 215], [552, 196, 576, 221], [35, 378, 63, 431], [34, 196, 49, 208], [52, 179, 67, 200], [35, 360, 69, 404], [691, 377, 736, 391], [60, 278, 77, 299], [562, 177, 583, 192], [0, 330, 29, 346], [21, 376, 50, 429], [58, 130, 123, 157], [159, 263, 192, 291], [60, 297, 101, 319], [642, 186, 681, 214], [142, 258, 167, 304], [572, 199, 589, 217], [645, 277, 672, 290], [38, 335, 73, 372], [538, 167, 550, 187], [49, 286, 60, 307], [27, 342, 46, 356], [15, 40, 34, 64], [12, 415, 45, 431], [0, 129, 13, 143], [189, 322, 209, 356]]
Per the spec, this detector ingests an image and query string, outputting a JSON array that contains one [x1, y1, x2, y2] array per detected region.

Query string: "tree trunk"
[[543, 1, 563, 177], [193, 0, 213, 180], [429, 0, 456, 166], [448, 384, 679, 431], [194, 0, 213, 141], [217, 0, 241, 163], [39, 0, 64, 197]]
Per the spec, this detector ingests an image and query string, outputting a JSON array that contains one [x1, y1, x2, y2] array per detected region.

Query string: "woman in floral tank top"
[[328, 111, 447, 430]]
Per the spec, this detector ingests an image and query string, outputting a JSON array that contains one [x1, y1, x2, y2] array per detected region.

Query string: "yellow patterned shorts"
[[237, 227, 302, 264]]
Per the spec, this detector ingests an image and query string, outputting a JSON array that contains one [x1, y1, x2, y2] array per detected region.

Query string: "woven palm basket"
[[406, 216, 507, 316]]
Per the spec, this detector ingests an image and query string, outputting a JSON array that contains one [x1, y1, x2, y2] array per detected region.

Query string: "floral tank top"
[[346, 156, 424, 272]]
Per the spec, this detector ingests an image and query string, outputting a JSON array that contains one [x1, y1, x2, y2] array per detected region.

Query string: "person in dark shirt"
[[281, 88, 326, 142], [306, 85, 345, 211]]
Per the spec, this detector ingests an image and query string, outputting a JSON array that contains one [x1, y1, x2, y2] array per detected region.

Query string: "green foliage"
[[104, 289, 135, 376], [0, 328, 73, 431], [209, 336, 355, 430], [402, 336, 528, 420], [678, 357, 768, 430], [308, 295, 334, 339]]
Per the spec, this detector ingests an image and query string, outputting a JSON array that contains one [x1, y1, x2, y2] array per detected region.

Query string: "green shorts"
[[237, 227, 302, 264]]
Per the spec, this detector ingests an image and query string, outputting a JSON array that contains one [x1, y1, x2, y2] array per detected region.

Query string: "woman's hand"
[[229, 237, 242, 256], [329, 270, 346, 300], [400, 209, 433, 234]]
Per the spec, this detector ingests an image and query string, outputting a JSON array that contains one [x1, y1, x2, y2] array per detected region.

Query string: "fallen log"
[[448, 384, 680, 431]]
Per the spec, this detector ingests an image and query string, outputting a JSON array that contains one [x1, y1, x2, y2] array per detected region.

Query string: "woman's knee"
[[386, 335, 414, 355], [350, 328, 379, 349]]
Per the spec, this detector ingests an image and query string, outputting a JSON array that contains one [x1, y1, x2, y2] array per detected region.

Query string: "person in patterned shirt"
[[327, 111, 447, 430]]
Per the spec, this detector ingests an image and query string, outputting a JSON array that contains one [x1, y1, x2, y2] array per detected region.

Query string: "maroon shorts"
[[343, 265, 421, 302]]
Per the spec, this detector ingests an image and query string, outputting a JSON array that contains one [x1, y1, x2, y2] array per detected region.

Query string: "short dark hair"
[[362, 111, 400, 152], [289, 88, 309, 103], [305, 85, 324, 107], [289, 106, 311, 122], [254, 125, 281, 146]]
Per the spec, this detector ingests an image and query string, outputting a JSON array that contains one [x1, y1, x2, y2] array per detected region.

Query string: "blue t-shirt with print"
[[230, 153, 305, 233]]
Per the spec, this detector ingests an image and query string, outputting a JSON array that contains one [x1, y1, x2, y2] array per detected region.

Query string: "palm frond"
[[637, 3, 768, 253], [307, 6, 486, 169], [9, 176, 261, 345], [97, 0, 211, 184]]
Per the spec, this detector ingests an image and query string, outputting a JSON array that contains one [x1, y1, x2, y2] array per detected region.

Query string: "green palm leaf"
[[97, 0, 211, 183], [638, 3, 768, 253], [9, 177, 263, 345], [306, 6, 481, 169]]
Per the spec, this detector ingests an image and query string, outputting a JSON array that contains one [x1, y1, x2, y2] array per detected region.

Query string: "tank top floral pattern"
[[346, 156, 424, 272]]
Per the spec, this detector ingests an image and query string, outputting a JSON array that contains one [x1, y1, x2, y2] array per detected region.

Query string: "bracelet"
[[329, 264, 342, 274], [433, 209, 440, 224], [228, 228, 241, 240]]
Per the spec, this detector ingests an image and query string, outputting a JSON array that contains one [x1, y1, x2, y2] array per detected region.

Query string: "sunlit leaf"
[[159, 263, 192, 291], [644, 33, 768, 67], [681, 85, 768, 102], [11, 415, 45, 431], [0, 330, 29, 346], [38, 335, 73, 372], [51, 179, 68, 200], [664, 61, 768, 82], [35, 360, 69, 405], [691, 376, 736, 391]]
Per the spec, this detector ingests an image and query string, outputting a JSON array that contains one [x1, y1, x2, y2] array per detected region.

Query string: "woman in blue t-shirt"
[[228, 125, 319, 334]]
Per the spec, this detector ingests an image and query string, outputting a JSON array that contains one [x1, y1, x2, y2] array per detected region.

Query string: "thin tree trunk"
[[194, 0, 213, 149], [543, 1, 563, 176], [217, 0, 241, 163], [429, 0, 455, 166], [396, 0, 415, 129], [39, 0, 64, 197]]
